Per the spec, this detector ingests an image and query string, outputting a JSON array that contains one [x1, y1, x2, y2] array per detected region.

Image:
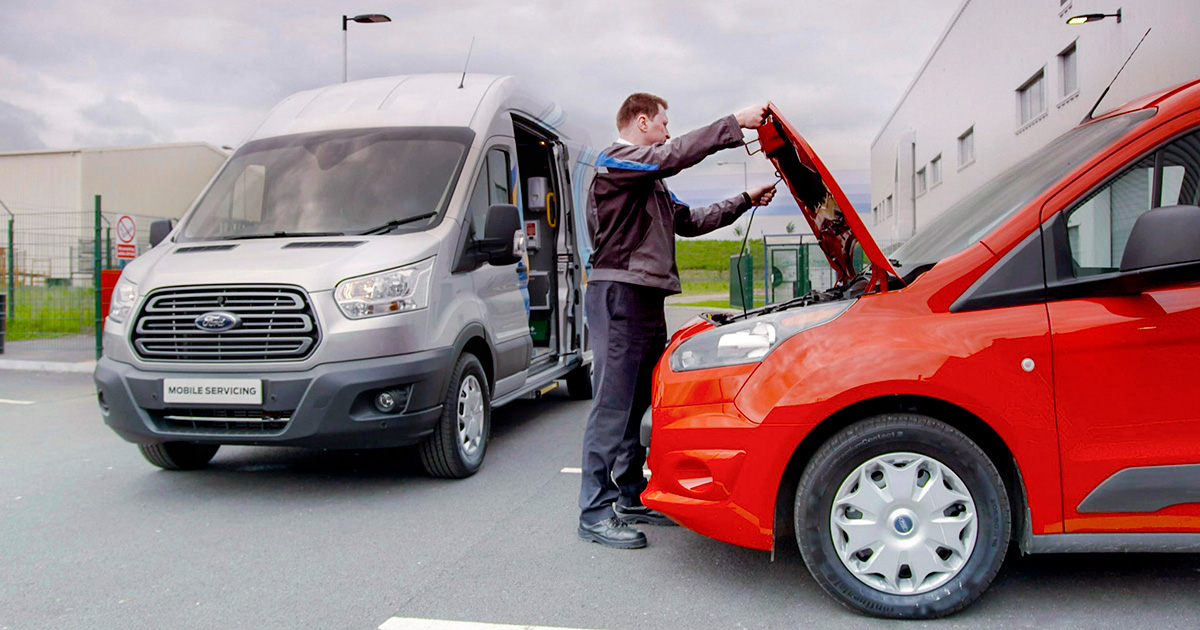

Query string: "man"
[[578, 93, 777, 549]]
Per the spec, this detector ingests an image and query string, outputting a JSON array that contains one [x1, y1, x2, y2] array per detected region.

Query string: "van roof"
[[244, 73, 588, 146]]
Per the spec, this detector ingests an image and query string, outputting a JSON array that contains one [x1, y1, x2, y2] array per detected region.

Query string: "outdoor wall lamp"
[[1067, 9, 1121, 25], [343, 14, 392, 82]]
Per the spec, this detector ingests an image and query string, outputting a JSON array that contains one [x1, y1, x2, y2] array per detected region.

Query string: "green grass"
[[675, 299, 737, 308], [676, 239, 762, 272], [676, 240, 761, 299], [4, 287, 95, 341]]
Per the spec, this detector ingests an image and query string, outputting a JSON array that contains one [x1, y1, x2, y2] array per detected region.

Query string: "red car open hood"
[[757, 104, 902, 291]]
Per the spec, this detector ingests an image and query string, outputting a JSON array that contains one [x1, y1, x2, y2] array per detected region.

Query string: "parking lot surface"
[[2, 369, 1199, 630]]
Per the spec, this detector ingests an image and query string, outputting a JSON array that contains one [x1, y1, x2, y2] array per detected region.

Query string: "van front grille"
[[131, 286, 320, 362], [150, 407, 293, 436]]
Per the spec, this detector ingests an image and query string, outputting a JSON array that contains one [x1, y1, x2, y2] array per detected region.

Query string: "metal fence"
[[1, 196, 160, 359]]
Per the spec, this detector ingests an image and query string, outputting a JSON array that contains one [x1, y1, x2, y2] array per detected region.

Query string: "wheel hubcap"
[[456, 375, 484, 457], [829, 452, 978, 595]]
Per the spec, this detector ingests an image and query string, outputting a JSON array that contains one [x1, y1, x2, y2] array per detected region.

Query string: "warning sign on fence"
[[116, 215, 137, 260]]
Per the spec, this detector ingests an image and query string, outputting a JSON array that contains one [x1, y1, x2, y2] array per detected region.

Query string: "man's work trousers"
[[578, 280, 668, 525]]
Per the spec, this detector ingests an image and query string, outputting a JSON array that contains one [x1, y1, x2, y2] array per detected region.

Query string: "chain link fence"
[[1, 196, 160, 358]]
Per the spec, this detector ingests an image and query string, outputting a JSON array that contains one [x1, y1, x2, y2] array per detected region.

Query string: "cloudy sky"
[[0, 0, 959, 222]]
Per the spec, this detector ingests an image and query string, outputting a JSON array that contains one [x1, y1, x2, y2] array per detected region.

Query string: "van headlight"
[[108, 277, 138, 323], [335, 258, 434, 319], [669, 301, 853, 372]]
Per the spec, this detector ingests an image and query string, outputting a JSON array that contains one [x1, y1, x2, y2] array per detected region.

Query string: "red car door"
[[1048, 119, 1200, 533]]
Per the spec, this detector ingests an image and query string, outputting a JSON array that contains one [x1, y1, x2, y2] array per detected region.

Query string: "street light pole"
[[342, 13, 392, 83]]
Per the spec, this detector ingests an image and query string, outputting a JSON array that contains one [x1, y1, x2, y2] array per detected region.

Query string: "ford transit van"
[[94, 74, 596, 478]]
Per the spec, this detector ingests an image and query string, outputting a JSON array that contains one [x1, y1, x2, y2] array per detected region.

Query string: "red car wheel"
[[795, 414, 1011, 619]]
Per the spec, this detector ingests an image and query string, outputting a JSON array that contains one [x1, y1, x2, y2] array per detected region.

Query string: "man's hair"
[[617, 93, 668, 130]]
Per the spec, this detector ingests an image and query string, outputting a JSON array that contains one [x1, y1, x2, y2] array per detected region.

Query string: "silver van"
[[94, 74, 597, 478]]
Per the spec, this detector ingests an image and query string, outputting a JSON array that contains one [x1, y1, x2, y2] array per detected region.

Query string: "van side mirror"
[[1116, 204, 1200, 292], [479, 204, 523, 266], [149, 219, 176, 247]]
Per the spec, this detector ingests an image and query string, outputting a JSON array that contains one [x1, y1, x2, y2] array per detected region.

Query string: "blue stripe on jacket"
[[595, 152, 660, 172]]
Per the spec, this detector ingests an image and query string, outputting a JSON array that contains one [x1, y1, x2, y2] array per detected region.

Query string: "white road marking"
[[0, 398, 34, 405], [380, 618, 605, 630]]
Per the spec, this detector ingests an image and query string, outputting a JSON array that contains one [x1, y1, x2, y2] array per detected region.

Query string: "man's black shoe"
[[614, 502, 678, 526], [577, 517, 648, 549]]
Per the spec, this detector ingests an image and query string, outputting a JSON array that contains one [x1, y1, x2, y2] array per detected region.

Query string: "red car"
[[643, 81, 1200, 618]]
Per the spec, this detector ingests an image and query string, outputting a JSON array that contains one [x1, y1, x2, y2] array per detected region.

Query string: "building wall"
[[80, 144, 227, 220], [0, 144, 226, 285], [0, 151, 80, 214], [870, 0, 1200, 243]]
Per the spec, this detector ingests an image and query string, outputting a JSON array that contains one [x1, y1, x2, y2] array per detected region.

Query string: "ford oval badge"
[[195, 311, 240, 332]]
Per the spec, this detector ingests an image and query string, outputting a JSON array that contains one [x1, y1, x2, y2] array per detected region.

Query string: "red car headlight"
[[668, 301, 853, 372]]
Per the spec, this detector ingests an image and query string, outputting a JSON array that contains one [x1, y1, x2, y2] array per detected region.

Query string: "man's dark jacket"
[[586, 115, 752, 294]]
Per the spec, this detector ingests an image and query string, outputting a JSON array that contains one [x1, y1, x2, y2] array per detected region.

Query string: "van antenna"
[[1082, 27, 1151, 123], [458, 36, 475, 89]]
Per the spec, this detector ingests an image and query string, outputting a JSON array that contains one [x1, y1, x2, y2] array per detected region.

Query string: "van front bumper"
[[93, 349, 455, 449]]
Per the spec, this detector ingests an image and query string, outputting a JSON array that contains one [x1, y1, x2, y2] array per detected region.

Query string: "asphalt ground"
[[2, 367, 1200, 630]]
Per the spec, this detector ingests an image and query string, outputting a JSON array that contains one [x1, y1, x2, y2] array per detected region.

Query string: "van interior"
[[513, 118, 563, 369]]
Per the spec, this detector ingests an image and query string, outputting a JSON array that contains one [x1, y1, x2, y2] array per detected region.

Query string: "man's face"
[[642, 106, 670, 144]]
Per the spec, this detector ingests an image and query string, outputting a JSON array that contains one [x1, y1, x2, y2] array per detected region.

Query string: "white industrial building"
[[0, 143, 226, 285], [870, 0, 1200, 245]]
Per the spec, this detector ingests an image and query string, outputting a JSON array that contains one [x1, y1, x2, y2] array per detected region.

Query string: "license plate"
[[163, 379, 263, 405]]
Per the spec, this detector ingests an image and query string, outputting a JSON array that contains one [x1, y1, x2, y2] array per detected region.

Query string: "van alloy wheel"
[[795, 414, 1010, 619], [419, 353, 490, 478], [457, 375, 485, 458]]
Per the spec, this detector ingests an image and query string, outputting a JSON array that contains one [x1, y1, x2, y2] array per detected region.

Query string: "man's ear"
[[637, 114, 650, 133]]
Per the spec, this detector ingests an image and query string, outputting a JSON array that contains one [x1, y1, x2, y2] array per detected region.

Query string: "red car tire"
[[795, 414, 1011, 619]]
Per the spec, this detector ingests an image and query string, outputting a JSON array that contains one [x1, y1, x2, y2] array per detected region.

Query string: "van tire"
[[566, 362, 593, 400], [138, 443, 220, 470], [794, 414, 1010, 619], [419, 353, 490, 479]]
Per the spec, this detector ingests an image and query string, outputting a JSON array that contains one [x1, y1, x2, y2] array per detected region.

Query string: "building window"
[[1059, 43, 1078, 98], [885, 195, 893, 219], [958, 127, 975, 168], [930, 154, 942, 187], [1017, 69, 1046, 126], [916, 167, 927, 196]]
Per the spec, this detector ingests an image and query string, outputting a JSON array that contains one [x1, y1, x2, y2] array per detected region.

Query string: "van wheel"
[[138, 443, 220, 470], [566, 362, 593, 400], [795, 414, 1010, 619], [420, 353, 490, 478]]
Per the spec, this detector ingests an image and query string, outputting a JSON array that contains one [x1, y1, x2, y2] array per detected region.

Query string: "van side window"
[[467, 148, 511, 237], [1064, 130, 1200, 276], [488, 149, 511, 205]]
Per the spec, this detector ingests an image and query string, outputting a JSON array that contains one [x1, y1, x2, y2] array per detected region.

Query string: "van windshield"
[[890, 109, 1154, 270], [179, 127, 474, 241]]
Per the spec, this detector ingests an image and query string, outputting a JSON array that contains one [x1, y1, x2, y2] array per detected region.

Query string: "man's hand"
[[734, 105, 768, 129], [748, 183, 777, 207]]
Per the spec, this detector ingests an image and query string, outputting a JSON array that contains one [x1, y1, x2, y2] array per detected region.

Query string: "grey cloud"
[[76, 95, 172, 147], [0, 100, 47, 151], [1, 0, 957, 163]]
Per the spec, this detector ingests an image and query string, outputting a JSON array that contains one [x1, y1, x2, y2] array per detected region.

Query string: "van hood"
[[758, 104, 902, 291], [132, 233, 442, 293]]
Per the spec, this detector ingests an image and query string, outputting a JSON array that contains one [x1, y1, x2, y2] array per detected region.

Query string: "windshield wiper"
[[360, 212, 437, 235], [225, 231, 345, 240]]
